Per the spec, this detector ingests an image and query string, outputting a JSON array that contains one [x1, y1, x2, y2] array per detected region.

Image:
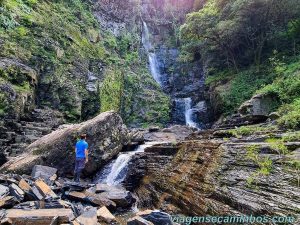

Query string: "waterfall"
[[97, 142, 161, 185], [174, 98, 199, 128], [184, 98, 198, 128], [142, 20, 202, 128], [142, 21, 162, 85]]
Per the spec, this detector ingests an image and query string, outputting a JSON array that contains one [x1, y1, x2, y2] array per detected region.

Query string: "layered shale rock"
[[0, 107, 65, 166], [1, 111, 129, 176], [134, 131, 300, 219]]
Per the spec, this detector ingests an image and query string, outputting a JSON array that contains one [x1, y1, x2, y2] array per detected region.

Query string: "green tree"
[[180, 0, 300, 71]]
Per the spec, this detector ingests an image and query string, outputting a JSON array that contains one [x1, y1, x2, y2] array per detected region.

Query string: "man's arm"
[[85, 149, 89, 163]]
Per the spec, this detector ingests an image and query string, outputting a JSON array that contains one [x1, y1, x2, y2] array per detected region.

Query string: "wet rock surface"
[[138, 210, 173, 225], [97, 185, 135, 209], [127, 216, 154, 225], [129, 125, 196, 144]]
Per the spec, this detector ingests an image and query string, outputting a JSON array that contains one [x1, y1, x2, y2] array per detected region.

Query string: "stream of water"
[[98, 22, 201, 187], [97, 142, 160, 185]]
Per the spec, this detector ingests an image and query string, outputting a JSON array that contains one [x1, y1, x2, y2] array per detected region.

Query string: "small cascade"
[[142, 21, 162, 85], [174, 98, 199, 128], [184, 98, 199, 128], [97, 142, 160, 185]]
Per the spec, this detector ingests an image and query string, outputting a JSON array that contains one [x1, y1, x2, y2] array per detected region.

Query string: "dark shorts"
[[74, 158, 85, 173]]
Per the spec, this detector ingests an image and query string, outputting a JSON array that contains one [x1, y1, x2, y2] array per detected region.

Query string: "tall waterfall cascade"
[[142, 21, 201, 129], [142, 21, 163, 86]]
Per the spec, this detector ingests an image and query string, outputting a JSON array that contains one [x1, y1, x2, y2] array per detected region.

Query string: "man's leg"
[[74, 159, 80, 182], [75, 158, 85, 182]]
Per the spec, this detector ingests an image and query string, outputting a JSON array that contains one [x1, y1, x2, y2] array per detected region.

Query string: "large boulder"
[[1, 111, 129, 176], [238, 93, 279, 122]]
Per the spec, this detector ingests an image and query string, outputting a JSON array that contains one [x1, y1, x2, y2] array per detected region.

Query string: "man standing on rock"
[[74, 134, 89, 182]]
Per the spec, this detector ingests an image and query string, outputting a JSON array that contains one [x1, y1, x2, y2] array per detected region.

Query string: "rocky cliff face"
[[93, 0, 141, 36], [0, 0, 174, 162], [131, 127, 300, 219], [0, 0, 171, 125]]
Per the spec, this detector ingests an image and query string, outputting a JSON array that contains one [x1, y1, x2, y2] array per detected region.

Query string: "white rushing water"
[[98, 142, 161, 185], [142, 21, 162, 85], [175, 98, 199, 128], [184, 98, 199, 128]]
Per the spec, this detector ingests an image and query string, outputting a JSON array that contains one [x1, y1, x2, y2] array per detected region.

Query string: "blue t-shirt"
[[75, 140, 88, 158]]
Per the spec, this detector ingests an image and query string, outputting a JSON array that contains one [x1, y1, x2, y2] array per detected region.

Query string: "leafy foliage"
[[246, 144, 273, 186], [222, 67, 276, 113], [180, 0, 300, 118], [100, 69, 124, 113], [181, 0, 300, 70], [277, 98, 300, 129]]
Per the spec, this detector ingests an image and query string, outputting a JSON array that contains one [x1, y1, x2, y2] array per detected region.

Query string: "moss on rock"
[[0, 0, 171, 125]]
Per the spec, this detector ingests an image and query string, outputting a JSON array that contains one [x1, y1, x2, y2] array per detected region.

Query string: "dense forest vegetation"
[[180, 0, 300, 128], [1, 0, 300, 129]]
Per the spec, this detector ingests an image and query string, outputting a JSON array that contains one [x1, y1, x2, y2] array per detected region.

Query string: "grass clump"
[[246, 145, 273, 187], [277, 98, 300, 129], [266, 138, 289, 155], [228, 124, 278, 137], [281, 131, 300, 142]]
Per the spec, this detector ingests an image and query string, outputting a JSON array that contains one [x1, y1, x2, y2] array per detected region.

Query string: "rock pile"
[[0, 164, 176, 225], [0, 165, 122, 225]]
